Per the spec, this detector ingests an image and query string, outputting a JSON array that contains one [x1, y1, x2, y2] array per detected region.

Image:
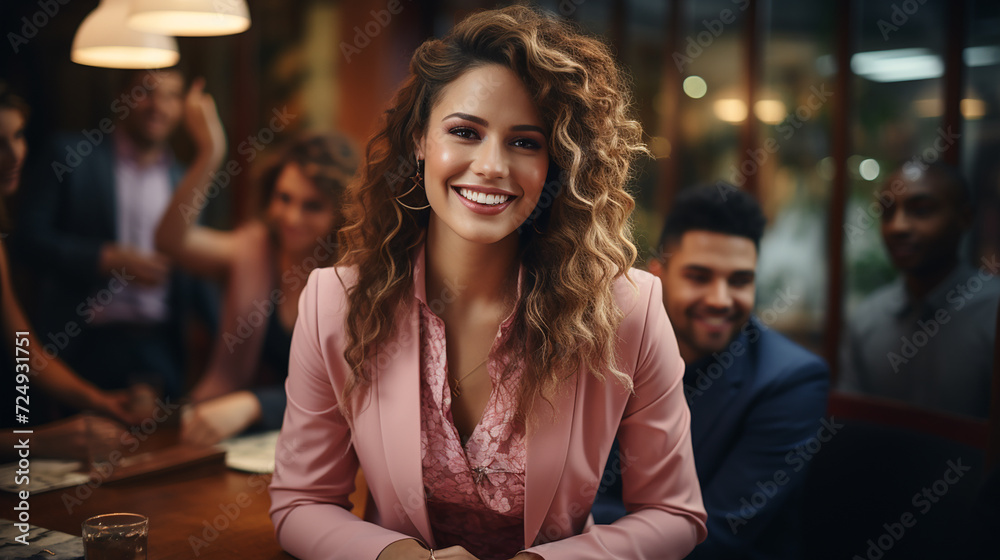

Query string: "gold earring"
[[394, 157, 430, 211]]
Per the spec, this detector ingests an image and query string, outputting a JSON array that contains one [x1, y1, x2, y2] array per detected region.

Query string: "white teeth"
[[458, 188, 510, 206]]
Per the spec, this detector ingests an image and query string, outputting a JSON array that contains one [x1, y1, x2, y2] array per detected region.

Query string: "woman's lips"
[[452, 186, 516, 216]]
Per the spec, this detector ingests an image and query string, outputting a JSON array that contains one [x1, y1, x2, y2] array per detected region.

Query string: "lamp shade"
[[128, 0, 251, 37], [72, 0, 179, 69]]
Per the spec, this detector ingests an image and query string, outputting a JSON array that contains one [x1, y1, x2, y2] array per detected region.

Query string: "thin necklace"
[[451, 355, 490, 398]]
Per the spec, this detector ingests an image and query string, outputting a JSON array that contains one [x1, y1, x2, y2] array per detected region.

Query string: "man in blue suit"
[[12, 68, 214, 399], [593, 184, 830, 559]]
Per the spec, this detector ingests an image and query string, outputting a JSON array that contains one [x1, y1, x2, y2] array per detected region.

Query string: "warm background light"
[[71, 0, 179, 69], [128, 0, 251, 37], [859, 158, 880, 181], [961, 98, 986, 120], [754, 99, 787, 124], [714, 98, 748, 123], [683, 75, 708, 99]]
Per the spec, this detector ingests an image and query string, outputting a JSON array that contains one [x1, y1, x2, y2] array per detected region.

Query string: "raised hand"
[[183, 77, 227, 163]]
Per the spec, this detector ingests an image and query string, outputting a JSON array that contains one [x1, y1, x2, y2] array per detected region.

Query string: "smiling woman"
[[269, 6, 707, 560], [417, 65, 549, 244]]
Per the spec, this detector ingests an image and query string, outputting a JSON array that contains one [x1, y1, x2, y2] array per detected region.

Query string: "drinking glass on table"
[[82, 513, 148, 560]]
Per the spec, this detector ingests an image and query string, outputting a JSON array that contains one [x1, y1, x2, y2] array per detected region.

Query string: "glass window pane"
[[844, 0, 947, 312], [754, 0, 836, 352], [964, 0, 1000, 263], [674, 0, 747, 194]]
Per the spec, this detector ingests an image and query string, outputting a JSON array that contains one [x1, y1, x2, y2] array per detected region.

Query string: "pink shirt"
[[417, 294, 526, 559], [268, 253, 708, 560], [97, 131, 172, 324]]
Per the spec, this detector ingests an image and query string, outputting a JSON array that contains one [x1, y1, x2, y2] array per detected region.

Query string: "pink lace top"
[[417, 299, 527, 560]]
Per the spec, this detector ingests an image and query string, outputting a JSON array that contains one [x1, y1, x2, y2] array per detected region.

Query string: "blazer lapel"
[[94, 139, 118, 240], [524, 372, 579, 547], [375, 297, 434, 544], [686, 351, 746, 451]]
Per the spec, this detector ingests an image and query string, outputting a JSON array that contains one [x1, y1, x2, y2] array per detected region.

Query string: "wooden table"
[[0, 426, 297, 559]]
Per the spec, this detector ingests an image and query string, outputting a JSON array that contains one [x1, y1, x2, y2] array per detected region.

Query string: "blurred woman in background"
[[1, 82, 137, 460], [155, 80, 358, 445]]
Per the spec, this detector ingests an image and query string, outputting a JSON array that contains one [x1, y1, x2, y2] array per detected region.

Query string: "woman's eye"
[[512, 138, 541, 150], [303, 201, 323, 213], [449, 127, 479, 140]]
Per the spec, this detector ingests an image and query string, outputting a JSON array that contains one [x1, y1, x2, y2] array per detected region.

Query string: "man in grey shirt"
[[839, 160, 998, 418]]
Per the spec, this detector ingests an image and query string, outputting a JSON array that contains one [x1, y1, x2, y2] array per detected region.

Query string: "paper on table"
[[0, 460, 89, 494], [0, 518, 84, 559], [220, 430, 280, 473]]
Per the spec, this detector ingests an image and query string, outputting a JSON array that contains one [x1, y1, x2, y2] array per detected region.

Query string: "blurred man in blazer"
[[593, 184, 830, 560], [12, 68, 215, 399]]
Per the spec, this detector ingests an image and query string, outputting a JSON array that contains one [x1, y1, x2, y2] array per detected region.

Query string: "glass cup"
[[82, 513, 148, 560]]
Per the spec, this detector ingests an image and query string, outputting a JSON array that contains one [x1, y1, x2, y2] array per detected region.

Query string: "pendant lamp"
[[72, 0, 179, 69], [128, 0, 251, 37]]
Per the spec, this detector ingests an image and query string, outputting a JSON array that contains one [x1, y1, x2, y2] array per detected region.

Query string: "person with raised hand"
[[155, 79, 358, 445]]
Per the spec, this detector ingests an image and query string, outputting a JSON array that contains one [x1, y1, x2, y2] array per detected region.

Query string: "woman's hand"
[[376, 539, 433, 560], [181, 391, 261, 446], [86, 388, 142, 426], [377, 540, 482, 560], [183, 77, 227, 163], [432, 547, 482, 559]]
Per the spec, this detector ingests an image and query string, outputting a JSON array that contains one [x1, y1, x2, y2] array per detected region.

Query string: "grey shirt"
[[839, 262, 999, 418]]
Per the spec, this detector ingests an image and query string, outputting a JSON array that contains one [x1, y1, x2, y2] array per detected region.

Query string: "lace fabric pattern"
[[418, 302, 526, 560]]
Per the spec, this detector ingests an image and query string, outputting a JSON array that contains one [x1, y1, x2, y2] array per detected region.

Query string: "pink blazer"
[[269, 256, 707, 560]]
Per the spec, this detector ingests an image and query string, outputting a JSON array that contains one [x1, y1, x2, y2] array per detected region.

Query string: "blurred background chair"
[[801, 391, 989, 560]]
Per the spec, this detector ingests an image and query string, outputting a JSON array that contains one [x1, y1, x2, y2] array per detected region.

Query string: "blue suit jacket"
[[11, 132, 217, 396], [593, 316, 829, 560]]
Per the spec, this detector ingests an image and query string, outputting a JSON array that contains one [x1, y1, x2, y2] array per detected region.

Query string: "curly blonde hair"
[[337, 5, 646, 420]]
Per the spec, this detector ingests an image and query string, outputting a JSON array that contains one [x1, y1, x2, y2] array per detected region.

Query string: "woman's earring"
[[394, 156, 430, 211]]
